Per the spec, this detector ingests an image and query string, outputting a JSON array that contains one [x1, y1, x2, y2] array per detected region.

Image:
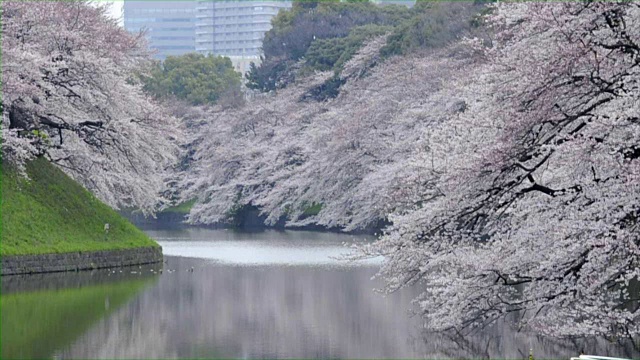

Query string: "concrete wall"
[[1, 247, 163, 276]]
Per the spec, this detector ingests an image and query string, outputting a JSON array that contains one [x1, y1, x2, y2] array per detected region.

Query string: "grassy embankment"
[[1, 157, 158, 256]]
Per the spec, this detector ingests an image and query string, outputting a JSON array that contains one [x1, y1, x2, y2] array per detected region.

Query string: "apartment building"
[[123, 1, 198, 60], [124, 0, 290, 71], [195, 1, 292, 73], [373, 0, 415, 6]]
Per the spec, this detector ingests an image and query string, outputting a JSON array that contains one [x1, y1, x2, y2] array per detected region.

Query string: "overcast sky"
[[105, 1, 124, 25]]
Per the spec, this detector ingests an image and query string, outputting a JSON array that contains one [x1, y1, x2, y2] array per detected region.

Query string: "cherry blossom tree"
[[366, 1, 640, 337], [2, 1, 181, 214], [179, 37, 474, 231], [180, 0, 638, 337]]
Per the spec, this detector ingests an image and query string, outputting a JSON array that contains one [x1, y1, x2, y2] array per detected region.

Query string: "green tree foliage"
[[247, 0, 485, 94], [245, 59, 290, 93], [292, 0, 340, 11], [142, 53, 242, 105], [381, 1, 487, 57], [305, 24, 392, 71], [247, 0, 411, 91], [263, 0, 393, 61], [300, 75, 345, 102]]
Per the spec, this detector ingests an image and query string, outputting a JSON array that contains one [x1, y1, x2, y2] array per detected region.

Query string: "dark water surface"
[[2, 228, 638, 359]]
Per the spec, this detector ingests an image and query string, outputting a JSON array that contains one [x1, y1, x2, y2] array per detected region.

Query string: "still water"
[[2, 228, 639, 359]]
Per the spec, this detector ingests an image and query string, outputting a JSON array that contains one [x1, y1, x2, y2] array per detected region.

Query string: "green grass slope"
[[1, 157, 159, 256]]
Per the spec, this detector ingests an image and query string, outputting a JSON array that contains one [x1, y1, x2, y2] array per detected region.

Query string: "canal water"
[[2, 228, 638, 359]]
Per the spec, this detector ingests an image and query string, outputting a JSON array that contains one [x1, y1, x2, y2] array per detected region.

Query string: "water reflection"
[[150, 228, 382, 266], [3, 229, 639, 359], [66, 256, 638, 359], [1, 268, 159, 359]]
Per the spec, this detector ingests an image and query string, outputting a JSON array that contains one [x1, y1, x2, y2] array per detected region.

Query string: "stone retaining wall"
[[1, 246, 163, 276]]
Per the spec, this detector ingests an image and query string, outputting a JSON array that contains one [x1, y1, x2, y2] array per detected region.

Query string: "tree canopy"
[[246, 0, 484, 93], [141, 53, 242, 106], [370, 1, 640, 338], [181, 1, 639, 338], [2, 0, 181, 214], [246, 0, 414, 91]]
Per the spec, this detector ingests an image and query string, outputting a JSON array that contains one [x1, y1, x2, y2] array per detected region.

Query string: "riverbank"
[[1, 247, 162, 276], [127, 204, 387, 235], [1, 158, 162, 275]]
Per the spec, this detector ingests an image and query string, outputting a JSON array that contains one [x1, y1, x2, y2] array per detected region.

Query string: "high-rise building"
[[123, 1, 198, 60], [372, 0, 415, 7], [195, 1, 292, 73], [124, 1, 290, 72]]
